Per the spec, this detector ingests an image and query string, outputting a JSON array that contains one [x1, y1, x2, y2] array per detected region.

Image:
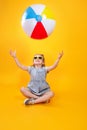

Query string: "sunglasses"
[[34, 56, 43, 60]]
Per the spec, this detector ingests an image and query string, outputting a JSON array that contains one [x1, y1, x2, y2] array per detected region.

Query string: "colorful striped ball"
[[21, 4, 56, 39]]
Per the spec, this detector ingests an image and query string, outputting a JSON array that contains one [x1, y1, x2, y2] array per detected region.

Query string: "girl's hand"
[[10, 50, 16, 58], [58, 51, 64, 60]]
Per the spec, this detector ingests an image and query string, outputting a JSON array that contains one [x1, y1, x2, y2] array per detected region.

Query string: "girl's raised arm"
[[10, 50, 28, 71], [47, 51, 64, 72]]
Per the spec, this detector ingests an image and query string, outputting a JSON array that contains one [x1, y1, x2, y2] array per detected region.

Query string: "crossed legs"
[[20, 87, 54, 104]]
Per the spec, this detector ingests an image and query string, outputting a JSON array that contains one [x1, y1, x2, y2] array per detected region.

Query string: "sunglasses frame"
[[34, 56, 43, 60]]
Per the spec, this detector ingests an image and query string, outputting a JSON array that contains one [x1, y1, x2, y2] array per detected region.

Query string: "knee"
[[20, 87, 25, 93], [50, 91, 55, 98]]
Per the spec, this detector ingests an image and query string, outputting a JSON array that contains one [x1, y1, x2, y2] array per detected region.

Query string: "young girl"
[[10, 50, 63, 105]]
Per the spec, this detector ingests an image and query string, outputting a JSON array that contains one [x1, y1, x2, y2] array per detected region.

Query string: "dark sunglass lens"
[[34, 57, 37, 59], [39, 57, 42, 59]]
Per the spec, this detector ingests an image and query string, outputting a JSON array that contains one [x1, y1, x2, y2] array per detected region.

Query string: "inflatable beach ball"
[[21, 4, 56, 39]]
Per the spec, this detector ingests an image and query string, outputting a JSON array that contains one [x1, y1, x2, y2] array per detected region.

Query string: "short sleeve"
[[28, 66, 32, 73], [44, 67, 49, 73]]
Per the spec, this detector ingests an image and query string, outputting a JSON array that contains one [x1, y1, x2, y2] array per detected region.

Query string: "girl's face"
[[33, 54, 44, 67]]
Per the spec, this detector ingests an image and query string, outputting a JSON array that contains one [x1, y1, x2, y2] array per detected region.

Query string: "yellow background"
[[0, 0, 87, 130]]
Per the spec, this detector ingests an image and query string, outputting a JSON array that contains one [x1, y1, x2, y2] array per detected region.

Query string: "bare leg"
[[34, 91, 54, 104], [20, 87, 39, 99]]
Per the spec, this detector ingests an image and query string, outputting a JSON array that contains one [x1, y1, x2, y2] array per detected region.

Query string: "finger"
[[9, 50, 12, 55], [61, 50, 64, 55], [14, 50, 16, 54]]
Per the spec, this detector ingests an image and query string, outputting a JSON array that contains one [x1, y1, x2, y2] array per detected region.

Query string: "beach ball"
[[21, 4, 56, 39]]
